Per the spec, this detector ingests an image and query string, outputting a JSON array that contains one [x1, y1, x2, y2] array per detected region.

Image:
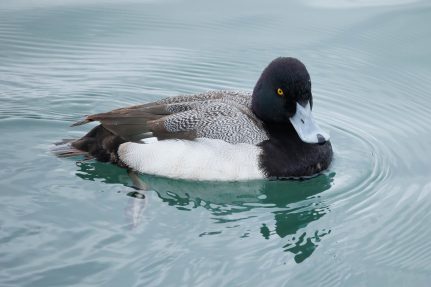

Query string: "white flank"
[[118, 138, 265, 181]]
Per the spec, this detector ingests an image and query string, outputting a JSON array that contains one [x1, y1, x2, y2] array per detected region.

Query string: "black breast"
[[258, 123, 333, 179]]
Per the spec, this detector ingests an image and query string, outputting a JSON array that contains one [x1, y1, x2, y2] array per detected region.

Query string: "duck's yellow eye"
[[277, 88, 284, 96]]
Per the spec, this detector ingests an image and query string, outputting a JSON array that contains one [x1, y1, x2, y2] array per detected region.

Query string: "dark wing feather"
[[72, 104, 182, 140]]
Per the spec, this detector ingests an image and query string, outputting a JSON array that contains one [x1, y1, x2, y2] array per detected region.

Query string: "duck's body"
[[59, 58, 333, 181]]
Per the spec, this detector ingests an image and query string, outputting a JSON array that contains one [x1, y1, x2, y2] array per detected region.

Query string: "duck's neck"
[[263, 122, 299, 140]]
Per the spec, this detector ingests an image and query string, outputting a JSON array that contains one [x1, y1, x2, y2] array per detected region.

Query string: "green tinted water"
[[1, 0, 431, 286]]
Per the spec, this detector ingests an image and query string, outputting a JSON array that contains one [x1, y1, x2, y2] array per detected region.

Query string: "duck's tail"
[[51, 139, 88, 158], [52, 125, 126, 164]]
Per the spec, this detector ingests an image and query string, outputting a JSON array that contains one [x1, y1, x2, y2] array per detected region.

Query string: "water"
[[1, 0, 431, 286]]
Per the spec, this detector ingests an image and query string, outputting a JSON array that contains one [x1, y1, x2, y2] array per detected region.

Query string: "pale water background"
[[1, 0, 431, 286]]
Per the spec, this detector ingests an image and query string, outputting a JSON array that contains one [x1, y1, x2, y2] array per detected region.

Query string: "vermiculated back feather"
[[71, 90, 268, 144]]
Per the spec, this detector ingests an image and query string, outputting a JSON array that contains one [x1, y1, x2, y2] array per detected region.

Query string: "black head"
[[252, 57, 312, 123]]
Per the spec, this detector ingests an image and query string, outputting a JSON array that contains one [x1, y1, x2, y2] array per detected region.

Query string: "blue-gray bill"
[[289, 102, 330, 144]]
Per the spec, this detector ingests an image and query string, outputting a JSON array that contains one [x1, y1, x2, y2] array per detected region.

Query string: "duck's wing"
[[72, 91, 268, 145]]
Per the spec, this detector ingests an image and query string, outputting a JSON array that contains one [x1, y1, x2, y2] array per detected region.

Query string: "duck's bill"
[[289, 102, 330, 144]]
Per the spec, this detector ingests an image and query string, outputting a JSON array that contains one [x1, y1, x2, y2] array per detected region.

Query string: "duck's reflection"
[[75, 161, 334, 263]]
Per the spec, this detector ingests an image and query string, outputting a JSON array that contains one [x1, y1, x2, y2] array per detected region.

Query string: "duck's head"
[[252, 57, 330, 144]]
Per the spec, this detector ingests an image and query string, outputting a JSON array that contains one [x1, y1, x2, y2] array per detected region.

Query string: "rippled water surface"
[[1, 0, 431, 286]]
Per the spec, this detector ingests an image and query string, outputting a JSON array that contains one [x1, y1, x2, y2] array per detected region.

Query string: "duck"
[[58, 57, 333, 181]]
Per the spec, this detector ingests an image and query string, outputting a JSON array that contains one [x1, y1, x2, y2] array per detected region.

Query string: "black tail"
[[51, 139, 88, 158], [54, 125, 126, 164]]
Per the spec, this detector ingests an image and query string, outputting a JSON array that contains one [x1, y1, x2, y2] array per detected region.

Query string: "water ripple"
[[1, 0, 431, 286]]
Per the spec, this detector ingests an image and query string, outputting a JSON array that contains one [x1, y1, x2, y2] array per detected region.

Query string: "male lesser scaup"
[[57, 57, 333, 181]]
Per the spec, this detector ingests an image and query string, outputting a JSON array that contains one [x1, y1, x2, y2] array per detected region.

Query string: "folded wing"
[[72, 91, 268, 145]]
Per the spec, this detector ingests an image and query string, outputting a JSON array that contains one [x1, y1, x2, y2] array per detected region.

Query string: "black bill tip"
[[317, 134, 326, 145]]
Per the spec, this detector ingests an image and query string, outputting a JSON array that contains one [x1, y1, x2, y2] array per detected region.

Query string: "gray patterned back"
[[157, 91, 268, 145]]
